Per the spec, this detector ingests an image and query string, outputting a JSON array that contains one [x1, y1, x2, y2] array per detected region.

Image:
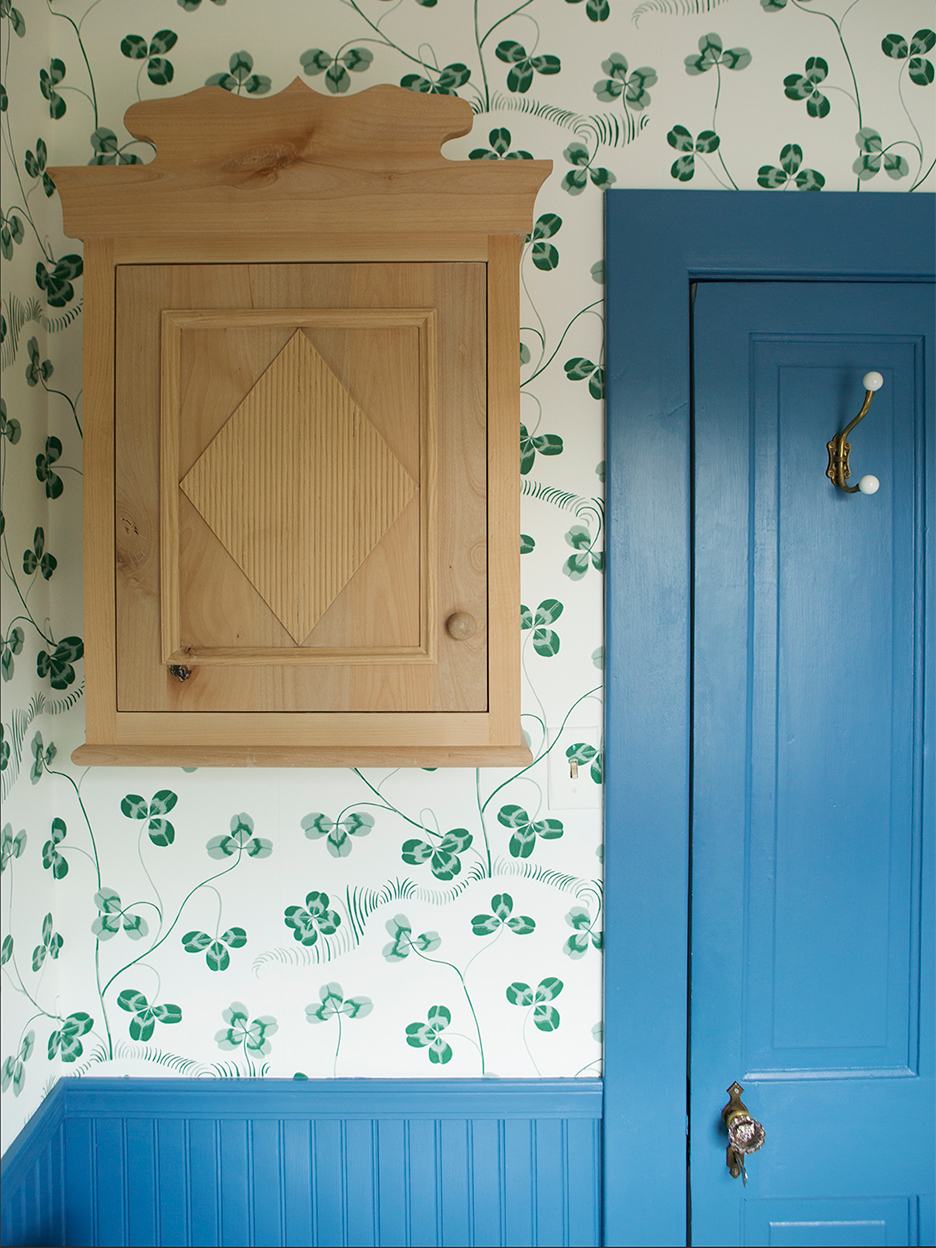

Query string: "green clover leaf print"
[[31, 912, 63, 971], [853, 128, 911, 181], [206, 811, 272, 859], [207, 50, 271, 95], [0, 728, 8, 773], [495, 41, 561, 94], [382, 914, 441, 962], [1, 1032, 34, 1097], [593, 53, 657, 110], [39, 59, 66, 119], [757, 144, 825, 190], [47, 1012, 93, 1062], [882, 30, 936, 86], [401, 62, 470, 95], [302, 810, 374, 858], [405, 1004, 453, 1064], [305, 982, 373, 1024], [24, 138, 55, 196], [527, 212, 563, 271], [34, 436, 64, 499], [566, 741, 603, 784], [563, 905, 603, 959], [469, 128, 532, 160], [566, 0, 610, 22], [120, 31, 178, 86], [2, 1, 26, 37], [1, 936, 12, 966], [563, 356, 605, 398], [177, 0, 226, 10], [301, 47, 374, 95], [506, 977, 564, 1031], [784, 57, 831, 118], [561, 143, 615, 196], [91, 887, 148, 941], [470, 893, 535, 936], [1, 823, 27, 871], [34, 254, 82, 308], [2, 627, 24, 682], [0, 399, 21, 443], [89, 127, 143, 166], [121, 789, 178, 847], [1, 210, 25, 260], [216, 1002, 277, 1055], [37, 636, 82, 690], [402, 827, 472, 881], [667, 126, 720, 182], [520, 599, 564, 657], [520, 424, 563, 475], [685, 33, 751, 76], [284, 891, 341, 947], [497, 804, 564, 859], [30, 734, 56, 784], [23, 527, 56, 580], [41, 818, 68, 879], [563, 525, 603, 580], [182, 927, 247, 971], [25, 338, 52, 387], [117, 990, 182, 1042]]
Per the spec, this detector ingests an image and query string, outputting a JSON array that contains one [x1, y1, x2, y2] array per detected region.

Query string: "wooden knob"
[[446, 612, 476, 641]]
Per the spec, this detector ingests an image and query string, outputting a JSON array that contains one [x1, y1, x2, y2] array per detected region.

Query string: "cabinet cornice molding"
[[50, 79, 552, 240]]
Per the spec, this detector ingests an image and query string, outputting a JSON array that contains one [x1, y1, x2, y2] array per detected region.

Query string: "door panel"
[[691, 282, 933, 1245]]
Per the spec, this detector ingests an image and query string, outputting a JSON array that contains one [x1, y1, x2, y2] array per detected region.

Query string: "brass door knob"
[[446, 612, 476, 640]]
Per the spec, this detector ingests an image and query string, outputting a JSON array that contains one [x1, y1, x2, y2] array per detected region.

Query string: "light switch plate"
[[547, 725, 602, 810]]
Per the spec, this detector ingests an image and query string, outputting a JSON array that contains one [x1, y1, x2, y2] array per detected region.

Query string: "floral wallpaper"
[[1, 0, 933, 1150]]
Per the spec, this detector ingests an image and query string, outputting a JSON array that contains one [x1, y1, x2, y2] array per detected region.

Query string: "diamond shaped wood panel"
[[180, 331, 417, 644]]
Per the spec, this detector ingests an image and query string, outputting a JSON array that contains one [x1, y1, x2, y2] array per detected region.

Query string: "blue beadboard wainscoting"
[[0, 1078, 602, 1247]]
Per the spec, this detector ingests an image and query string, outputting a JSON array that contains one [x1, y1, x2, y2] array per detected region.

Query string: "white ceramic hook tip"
[[863, 371, 884, 392], [858, 475, 880, 494]]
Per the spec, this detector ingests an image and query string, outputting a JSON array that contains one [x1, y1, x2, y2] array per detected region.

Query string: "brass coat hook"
[[826, 371, 883, 494]]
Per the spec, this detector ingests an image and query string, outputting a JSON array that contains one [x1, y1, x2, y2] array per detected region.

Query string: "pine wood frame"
[[51, 81, 551, 767]]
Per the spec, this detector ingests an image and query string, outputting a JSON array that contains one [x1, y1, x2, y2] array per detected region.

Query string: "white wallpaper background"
[[2, 0, 933, 1149]]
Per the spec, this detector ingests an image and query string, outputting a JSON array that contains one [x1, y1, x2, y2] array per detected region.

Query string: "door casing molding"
[[602, 188, 935, 1248]]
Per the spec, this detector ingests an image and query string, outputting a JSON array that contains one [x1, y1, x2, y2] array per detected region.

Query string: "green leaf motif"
[[784, 57, 831, 117], [469, 127, 531, 160], [498, 804, 564, 859], [47, 1012, 92, 1062], [302, 809, 374, 858], [35, 254, 82, 308], [39, 59, 66, 119], [563, 905, 603, 958], [594, 52, 657, 109], [852, 127, 910, 180], [31, 912, 63, 971], [121, 789, 177, 845], [685, 33, 751, 75], [284, 891, 341, 946], [520, 425, 564, 474], [29, 733, 56, 784], [1, 823, 27, 871], [41, 818, 68, 878], [182, 926, 246, 970], [215, 1001, 277, 1054], [507, 976, 563, 1029], [207, 50, 271, 95], [382, 914, 441, 962], [402, 827, 472, 881], [305, 981, 374, 1023], [91, 886, 149, 941], [470, 892, 536, 936], [405, 1004, 453, 1063], [206, 810, 272, 859], [495, 40, 560, 94]]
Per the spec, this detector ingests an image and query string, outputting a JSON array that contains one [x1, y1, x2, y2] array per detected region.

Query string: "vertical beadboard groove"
[[1, 1079, 602, 1247]]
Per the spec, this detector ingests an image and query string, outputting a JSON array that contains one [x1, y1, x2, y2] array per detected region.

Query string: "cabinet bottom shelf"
[[71, 742, 534, 768]]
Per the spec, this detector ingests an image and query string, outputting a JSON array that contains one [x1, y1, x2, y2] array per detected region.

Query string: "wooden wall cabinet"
[[51, 81, 550, 767]]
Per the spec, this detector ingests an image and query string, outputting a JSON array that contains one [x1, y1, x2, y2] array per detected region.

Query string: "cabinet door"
[[115, 262, 487, 713]]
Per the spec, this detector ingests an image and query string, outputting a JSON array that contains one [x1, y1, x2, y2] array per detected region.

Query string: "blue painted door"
[[690, 280, 934, 1246]]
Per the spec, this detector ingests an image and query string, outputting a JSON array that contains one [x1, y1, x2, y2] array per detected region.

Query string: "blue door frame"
[[602, 189, 935, 1248]]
